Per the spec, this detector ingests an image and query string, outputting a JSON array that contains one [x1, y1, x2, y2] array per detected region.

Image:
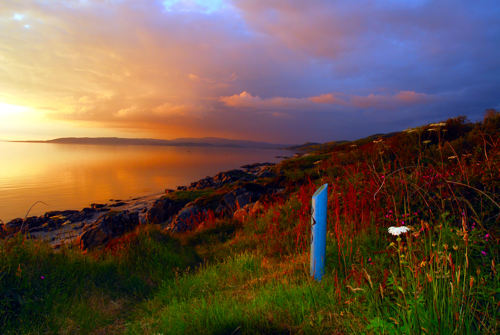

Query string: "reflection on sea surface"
[[0, 142, 285, 221]]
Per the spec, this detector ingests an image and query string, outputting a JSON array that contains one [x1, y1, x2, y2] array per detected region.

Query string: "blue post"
[[311, 183, 328, 281]]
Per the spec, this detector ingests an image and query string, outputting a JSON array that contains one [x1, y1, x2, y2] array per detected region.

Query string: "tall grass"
[[0, 227, 199, 334]]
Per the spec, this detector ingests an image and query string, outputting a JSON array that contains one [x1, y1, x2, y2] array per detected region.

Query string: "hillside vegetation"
[[1, 112, 498, 334]]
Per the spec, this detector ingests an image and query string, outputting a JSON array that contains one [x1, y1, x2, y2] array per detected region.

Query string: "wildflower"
[[453, 245, 458, 251], [40, 275, 45, 280], [484, 233, 489, 240], [481, 251, 487, 256], [388, 226, 411, 236]]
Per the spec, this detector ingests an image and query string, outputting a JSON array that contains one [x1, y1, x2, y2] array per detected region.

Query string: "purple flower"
[[40, 275, 45, 280], [481, 251, 487, 256]]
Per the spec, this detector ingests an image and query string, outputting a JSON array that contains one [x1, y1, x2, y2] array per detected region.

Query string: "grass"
[[0, 113, 498, 334]]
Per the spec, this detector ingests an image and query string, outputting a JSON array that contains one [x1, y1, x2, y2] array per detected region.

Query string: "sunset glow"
[[1, 0, 499, 143]]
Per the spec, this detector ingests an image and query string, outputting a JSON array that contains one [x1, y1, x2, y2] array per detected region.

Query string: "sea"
[[0, 141, 286, 222]]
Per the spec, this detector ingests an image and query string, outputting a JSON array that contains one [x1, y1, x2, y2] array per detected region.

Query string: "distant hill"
[[19, 137, 287, 149], [287, 131, 400, 153]]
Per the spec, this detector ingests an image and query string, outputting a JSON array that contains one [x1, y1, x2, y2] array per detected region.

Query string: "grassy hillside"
[[1, 113, 498, 334]]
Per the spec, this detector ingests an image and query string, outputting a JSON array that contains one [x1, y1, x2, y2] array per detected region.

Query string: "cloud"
[[0, 0, 498, 143], [220, 90, 434, 111], [309, 93, 344, 105]]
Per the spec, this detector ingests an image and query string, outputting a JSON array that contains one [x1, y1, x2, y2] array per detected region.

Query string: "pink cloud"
[[219, 91, 309, 109], [220, 90, 433, 110], [394, 90, 431, 103], [350, 91, 433, 109], [308, 93, 344, 104]]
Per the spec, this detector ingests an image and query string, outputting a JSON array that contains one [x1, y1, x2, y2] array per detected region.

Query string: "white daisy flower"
[[388, 226, 411, 236]]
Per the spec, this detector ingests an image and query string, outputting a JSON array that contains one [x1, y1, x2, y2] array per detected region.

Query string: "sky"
[[0, 0, 499, 143]]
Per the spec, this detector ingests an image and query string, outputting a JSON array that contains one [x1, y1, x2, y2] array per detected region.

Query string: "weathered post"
[[311, 183, 328, 281]]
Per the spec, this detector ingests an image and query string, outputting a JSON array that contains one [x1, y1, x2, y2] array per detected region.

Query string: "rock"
[[43, 210, 79, 219], [82, 207, 96, 215], [188, 176, 214, 189], [78, 210, 139, 250], [90, 203, 106, 209], [109, 201, 126, 207], [241, 162, 274, 170], [241, 162, 275, 176], [5, 218, 23, 233], [222, 183, 266, 211], [167, 205, 205, 232], [256, 167, 276, 178], [25, 216, 48, 229], [3, 215, 64, 234], [211, 169, 255, 187], [187, 169, 255, 190], [28, 222, 52, 233], [146, 197, 189, 225]]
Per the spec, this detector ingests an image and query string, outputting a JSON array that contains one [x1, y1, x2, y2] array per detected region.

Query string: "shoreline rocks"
[[1, 162, 280, 249], [79, 210, 139, 251]]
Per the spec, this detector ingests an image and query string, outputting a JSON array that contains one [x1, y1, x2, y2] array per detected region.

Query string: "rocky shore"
[[0, 162, 283, 251]]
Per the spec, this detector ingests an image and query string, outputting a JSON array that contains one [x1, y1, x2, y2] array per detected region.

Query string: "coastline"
[[0, 160, 288, 249]]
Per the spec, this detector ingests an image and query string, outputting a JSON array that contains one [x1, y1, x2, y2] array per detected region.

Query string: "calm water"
[[0, 142, 286, 222]]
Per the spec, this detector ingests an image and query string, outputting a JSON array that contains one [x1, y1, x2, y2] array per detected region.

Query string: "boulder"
[[167, 205, 205, 232], [256, 167, 276, 178], [146, 197, 189, 225], [211, 169, 255, 187], [109, 201, 126, 207], [90, 203, 106, 209], [222, 183, 266, 211], [187, 169, 255, 190], [4, 218, 23, 233], [78, 210, 139, 250], [81, 207, 97, 219]]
